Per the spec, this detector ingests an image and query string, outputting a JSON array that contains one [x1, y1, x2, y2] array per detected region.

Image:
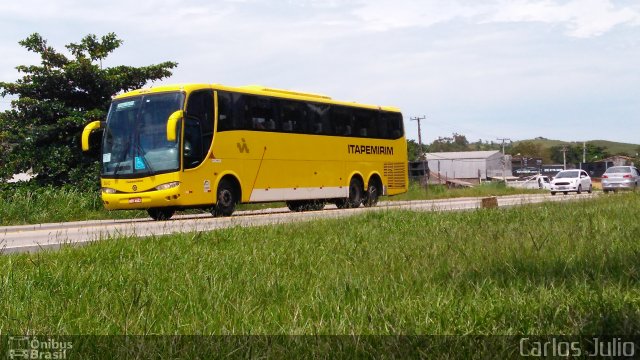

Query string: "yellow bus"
[[82, 84, 408, 220]]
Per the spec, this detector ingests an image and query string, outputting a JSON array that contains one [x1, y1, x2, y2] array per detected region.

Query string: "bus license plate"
[[129, 198, 142, 204]]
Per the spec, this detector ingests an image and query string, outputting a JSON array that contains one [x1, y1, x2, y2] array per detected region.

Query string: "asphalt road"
[[0, 193, 598, 254]]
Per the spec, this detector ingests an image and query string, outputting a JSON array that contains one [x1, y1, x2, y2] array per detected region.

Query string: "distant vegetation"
[[409, 134, 639, 164]]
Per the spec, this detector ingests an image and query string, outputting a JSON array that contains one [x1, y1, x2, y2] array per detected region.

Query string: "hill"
[[515, 137, 639, 157]]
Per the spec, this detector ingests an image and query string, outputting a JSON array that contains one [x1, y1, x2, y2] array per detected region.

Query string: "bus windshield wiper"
[[134, 140, 155, 174]]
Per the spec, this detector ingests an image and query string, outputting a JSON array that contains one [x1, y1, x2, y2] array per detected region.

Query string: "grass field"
[[0, 182, 540, 226], [385, 181, 543, 202], [2, 192, 639, 338]]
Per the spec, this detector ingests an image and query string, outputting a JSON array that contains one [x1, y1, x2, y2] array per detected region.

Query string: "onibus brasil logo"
[[7, 336, 72, 359]]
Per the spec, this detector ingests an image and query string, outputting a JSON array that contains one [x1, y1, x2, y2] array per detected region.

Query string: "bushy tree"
[[549, 143, 610, 164], [0, 33, 177, 188], [429, 133, 470, 152], [407, 139, 428, 161], [471, 139, 501, 151]]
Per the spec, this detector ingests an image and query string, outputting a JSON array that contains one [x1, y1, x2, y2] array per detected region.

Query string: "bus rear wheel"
[[336, 177, 363, 209], [363, 179, 381, 207], [213, 179, 237, 217], [147, 207, 175, 221]]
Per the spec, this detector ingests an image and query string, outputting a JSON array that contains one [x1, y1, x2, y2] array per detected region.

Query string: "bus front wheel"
[[147, 207, 175, 221], [336, 177, 363, 209], [213, 179, 237, 217]]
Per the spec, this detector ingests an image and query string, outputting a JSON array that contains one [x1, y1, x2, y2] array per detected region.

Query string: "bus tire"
[[147, 207, 175, 221], [363, 177, 381, 207], [213, 179, 237, 217], [287, 200, 325, 212], [336, 177, 363, 209], [305, 200, 325, 211], [286, 200, 303, 212]]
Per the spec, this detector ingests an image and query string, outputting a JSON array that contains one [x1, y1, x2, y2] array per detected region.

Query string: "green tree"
[[549, 143, 609, 164], [510, 141, 543, 158], [429, 133, 470, 152], [0, 33, 177, 188], [407, 139, 428, 161]]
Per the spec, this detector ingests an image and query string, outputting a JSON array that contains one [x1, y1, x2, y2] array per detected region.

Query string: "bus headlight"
[[101, 187, 117, 194], [155, 182, 180, 191]]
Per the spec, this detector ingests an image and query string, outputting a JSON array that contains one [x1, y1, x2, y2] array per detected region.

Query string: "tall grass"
[[0, 181, 542, 226], [386, 180, 544, 201], [1, 192, 638, 337], [0, 186, 144, 225]]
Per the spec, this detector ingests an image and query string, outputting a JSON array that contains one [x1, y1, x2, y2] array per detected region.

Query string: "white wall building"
[[426, 150, 512, 182]]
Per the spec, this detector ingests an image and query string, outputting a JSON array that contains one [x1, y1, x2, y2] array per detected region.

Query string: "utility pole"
[[497, 138, 511, 181], [561, 146, 568, 170], [411, 116, 426, 159], [411, 115, 427, 186], [496, 138, 511, 156]]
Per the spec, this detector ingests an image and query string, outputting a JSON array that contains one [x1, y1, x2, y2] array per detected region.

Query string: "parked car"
[[506, 174, 551, 190], [601, 166, 640, 193], [550, 170, 592, 195]]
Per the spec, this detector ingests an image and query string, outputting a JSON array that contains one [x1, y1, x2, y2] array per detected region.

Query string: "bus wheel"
[[286, 201, 303, 212], [287, 200, 325, 212], [363, 179, 381, 207], [213, 179, 237, 217], [305, 200, 325, 211], [336, 177, 363, 209], [147, 207, 175, 221]]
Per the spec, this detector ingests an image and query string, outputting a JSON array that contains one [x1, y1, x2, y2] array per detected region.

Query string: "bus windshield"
[[101, 92, 184, 177]]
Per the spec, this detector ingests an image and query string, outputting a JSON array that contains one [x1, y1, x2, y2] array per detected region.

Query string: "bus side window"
[[354, 110, 378, 138], [246, 96, 278, 132], [306, 103, 330, 135], [231, 93, 248, 130], [217, 92, 232, 132], [331, 106, 353, 137], [217, 91, 248, 131], [382, 111, 404, 139], [376, 110, 389, 139], [281, 100, 305, 133]]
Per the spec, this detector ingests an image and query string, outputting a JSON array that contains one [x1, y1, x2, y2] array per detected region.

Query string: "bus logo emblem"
[[132, 185, 138, 191], [237, 138, 250, 153]]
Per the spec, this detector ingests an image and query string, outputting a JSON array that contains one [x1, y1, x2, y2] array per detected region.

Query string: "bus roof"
[[113, 83, 402, 113]]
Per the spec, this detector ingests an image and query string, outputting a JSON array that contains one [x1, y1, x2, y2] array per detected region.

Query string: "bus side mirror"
[[167, 110, 183, 142], [81, 121, 103, 151]]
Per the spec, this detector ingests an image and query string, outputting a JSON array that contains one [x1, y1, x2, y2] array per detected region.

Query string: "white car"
[[550, 170, 592, 195], [601, 166, 640, 193]]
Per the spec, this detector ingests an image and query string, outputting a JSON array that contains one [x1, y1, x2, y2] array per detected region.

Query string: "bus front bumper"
[[101, 187, 182, 210]]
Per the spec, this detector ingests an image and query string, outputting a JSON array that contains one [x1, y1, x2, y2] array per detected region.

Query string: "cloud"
[[487, 0, 640, 38], [348, 0, 640, 38], [1, 0, 639, 143]]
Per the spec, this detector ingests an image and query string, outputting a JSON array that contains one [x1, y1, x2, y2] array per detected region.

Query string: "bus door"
[[180, 89, 216, 206]]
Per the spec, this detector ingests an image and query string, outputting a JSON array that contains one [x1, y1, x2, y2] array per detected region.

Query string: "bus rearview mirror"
[[81, 120, 102, 151], [167, 110, 183, 142]]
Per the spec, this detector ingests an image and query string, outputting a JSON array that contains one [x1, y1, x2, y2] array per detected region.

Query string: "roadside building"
[[426, 150, 512, 184], [599, 155, 635, 167]]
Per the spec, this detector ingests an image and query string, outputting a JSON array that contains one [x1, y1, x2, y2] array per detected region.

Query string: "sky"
[[1, 0, 639, 145]]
